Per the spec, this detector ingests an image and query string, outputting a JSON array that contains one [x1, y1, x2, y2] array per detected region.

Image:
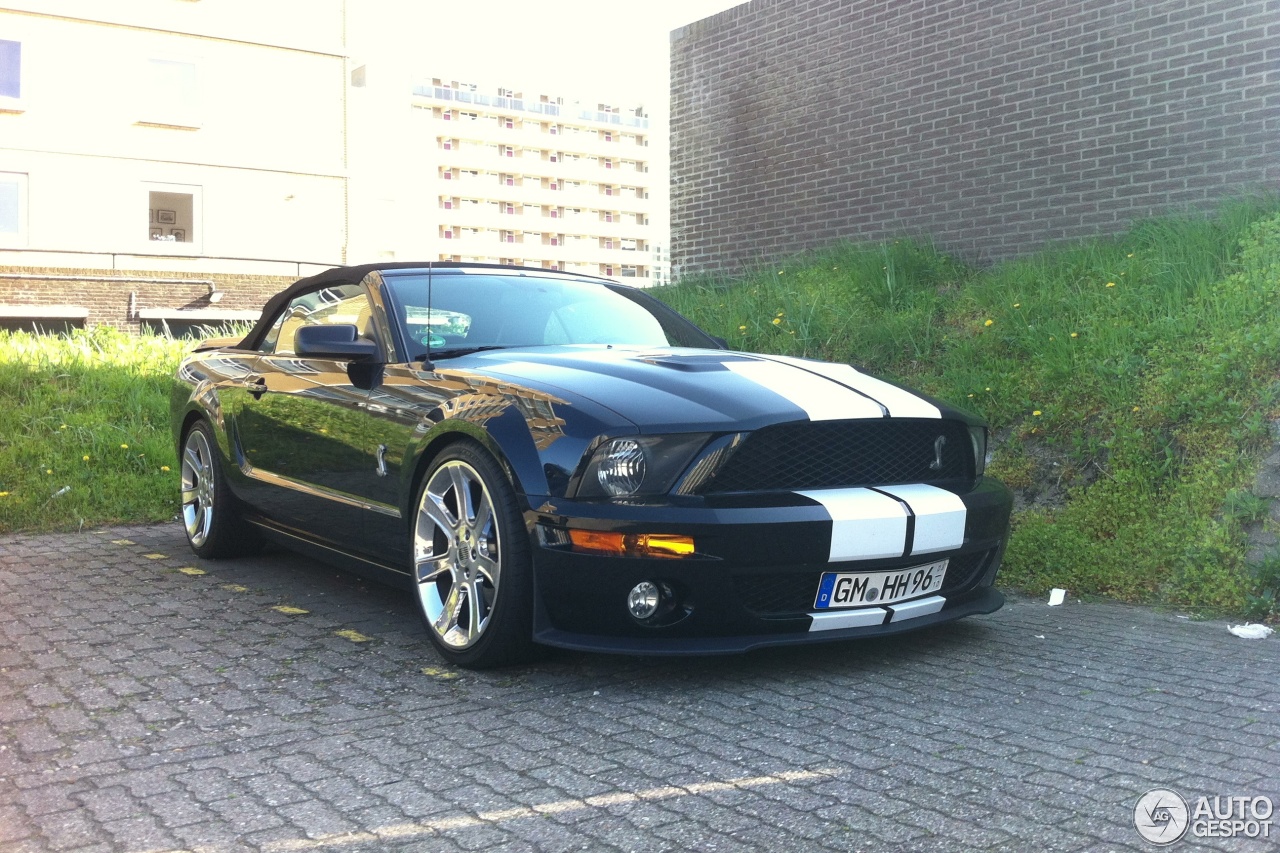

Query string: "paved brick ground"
[[1, 523, 1277, 852]]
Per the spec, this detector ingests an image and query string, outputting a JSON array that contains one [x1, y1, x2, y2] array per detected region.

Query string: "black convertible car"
[[172, 262, 1012, 668]]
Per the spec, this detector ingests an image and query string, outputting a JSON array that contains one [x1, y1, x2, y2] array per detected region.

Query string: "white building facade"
[[0, 0, 349, 277]]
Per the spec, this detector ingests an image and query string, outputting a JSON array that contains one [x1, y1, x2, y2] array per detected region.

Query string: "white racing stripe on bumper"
[[725, 360, 885, 420], [887, 594, 946, 622], [807, 595, 948, 633], [762, 356, 942, 419], [808, 607, 888, 631], [797, 488, 907, 561], [876, 484, 967, 555]]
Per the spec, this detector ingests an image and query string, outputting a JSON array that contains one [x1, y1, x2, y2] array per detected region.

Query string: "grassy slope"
[[0, 327, 188, 532], [656, 199, 1280, 616]]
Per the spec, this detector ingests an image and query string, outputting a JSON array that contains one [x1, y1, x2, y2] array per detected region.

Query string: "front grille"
[[734, 548, 995, 617], [698, 418, 973, 494]]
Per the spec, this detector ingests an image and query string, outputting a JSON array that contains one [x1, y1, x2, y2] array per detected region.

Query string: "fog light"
[[627, 581, 661, 620]]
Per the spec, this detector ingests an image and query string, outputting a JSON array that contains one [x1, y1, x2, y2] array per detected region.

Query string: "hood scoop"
[[631, 352, 749, 372]]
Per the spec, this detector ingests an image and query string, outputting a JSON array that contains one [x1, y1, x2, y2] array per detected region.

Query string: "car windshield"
[[382, 270, 717, 358]]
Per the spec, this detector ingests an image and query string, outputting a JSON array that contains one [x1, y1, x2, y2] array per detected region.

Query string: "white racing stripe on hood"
[[761, 355, 942, 419], [725, 360, 885, 420]]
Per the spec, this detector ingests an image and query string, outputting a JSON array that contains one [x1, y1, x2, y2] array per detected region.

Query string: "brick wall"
[[0, 269, 295, 333], [670, 0, 1280, 276]]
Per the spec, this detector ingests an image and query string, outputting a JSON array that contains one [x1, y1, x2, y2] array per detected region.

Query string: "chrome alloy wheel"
[[414, 459, 501, 649], [180, 427, 216, 548]]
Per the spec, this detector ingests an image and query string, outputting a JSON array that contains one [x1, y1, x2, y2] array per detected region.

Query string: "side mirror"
[[295, 323, 379, 361]]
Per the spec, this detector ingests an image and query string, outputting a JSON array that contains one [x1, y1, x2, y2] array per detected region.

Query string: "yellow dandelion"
[[1106, 282, 1115, 288], [161, 465, 171, 472], [46, 468, 53, 475], [1132, 406, 1141, 413], [59, 424, 67, 430], [771, 317, 782, 326], [82, 455, 90, 462], [967, 393, 975, 398], [738, 325, 746, 331], [1032, 410, 1042, 417], [120, 443, 129, 449], [984, 387, 991, 392], [1127, 253, 1134, 258], [775, 311, 784, 317], [1070, 332, 1078, 338], [777, 270, 785, 275], [984, 319, 994, 327], [0, 491, 8, 497], [1013, 303, 1021, 308]]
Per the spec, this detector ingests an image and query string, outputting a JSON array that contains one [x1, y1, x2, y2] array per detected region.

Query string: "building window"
[[549, 181, 558, 191], [0, 39, 21, 107], [604, 132, 612, 142], [604, 266, 614, 277], [604, 186, 614, 196], [146, 185, 199, 246], [0, 172, 27, 247], [442, 198, 453, 209], [504, 117, 514, 129], [604, 159, 613, 169], [442, 138, 453, 150], [443, 170, 453, 180], [140, 58, 200, 128], [604, 212, 614, 223]]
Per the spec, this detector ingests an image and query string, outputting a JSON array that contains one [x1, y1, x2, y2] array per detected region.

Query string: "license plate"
[[813, 559, 948, 610]]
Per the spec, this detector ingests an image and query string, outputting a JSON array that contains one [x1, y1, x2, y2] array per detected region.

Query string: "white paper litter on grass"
[[1227, 623, 1274, 639], [1048, 588, 1066, 606]]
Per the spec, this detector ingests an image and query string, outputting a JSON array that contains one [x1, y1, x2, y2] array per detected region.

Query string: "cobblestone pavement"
[[1, 523, 1278, 853]]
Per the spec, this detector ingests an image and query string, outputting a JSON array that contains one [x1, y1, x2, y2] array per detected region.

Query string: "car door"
[[232, 283, 377, 546]]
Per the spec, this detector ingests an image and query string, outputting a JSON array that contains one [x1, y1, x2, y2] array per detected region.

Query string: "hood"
[[461, 346, 954, 432]]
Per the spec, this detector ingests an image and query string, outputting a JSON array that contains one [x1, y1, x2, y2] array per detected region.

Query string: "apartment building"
[[406, 79, 659, 285]]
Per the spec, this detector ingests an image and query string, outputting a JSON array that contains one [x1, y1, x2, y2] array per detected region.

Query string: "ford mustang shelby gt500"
[[172, 262, 1012, 668]]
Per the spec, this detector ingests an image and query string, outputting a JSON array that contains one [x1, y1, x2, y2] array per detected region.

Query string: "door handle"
[[245, 375, 267, 399]]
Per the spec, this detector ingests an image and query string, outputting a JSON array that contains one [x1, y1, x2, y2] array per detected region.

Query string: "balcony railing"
[[412, 85, 649, 129]]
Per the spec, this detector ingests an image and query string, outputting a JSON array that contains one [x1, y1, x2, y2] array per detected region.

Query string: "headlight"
[[968, 425, 988, 479], [596, 438, 646, 496], [576, 434, 711, 499]]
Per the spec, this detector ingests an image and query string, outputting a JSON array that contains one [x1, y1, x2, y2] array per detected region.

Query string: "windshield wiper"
[[411, 345, 510, 362]]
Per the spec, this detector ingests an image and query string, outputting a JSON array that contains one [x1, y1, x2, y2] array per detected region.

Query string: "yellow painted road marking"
[[142, 553, 167, 560], [421, 666, 460, 680], [110, 539, 136, 546], [177, 567, 206, 576], [221, 583, 249, 593], [334, 629, 372, 643], [272, 605, 310, 615]]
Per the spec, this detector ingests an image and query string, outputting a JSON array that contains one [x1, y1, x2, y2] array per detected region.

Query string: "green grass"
[[657, 197, 1280, 617], [3, 204, 1279, 618], [0, 326, 192, 532]]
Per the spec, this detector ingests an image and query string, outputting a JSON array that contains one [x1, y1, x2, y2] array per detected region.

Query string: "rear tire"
[[180, 421, 260, 558], [411, 442, 537, 669]]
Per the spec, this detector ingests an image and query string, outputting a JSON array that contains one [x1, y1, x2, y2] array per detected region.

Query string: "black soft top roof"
[[239, 261, 616, 351]]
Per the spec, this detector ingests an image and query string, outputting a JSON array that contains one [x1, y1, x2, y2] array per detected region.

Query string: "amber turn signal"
[[568, 530, 695, 559]]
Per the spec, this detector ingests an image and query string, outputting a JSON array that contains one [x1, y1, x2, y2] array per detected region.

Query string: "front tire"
[[411, 442, 536, 668], [180, 421, 260, 558]]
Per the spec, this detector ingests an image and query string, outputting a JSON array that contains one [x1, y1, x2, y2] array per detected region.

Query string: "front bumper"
[[526, 478, 1012, 655]]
